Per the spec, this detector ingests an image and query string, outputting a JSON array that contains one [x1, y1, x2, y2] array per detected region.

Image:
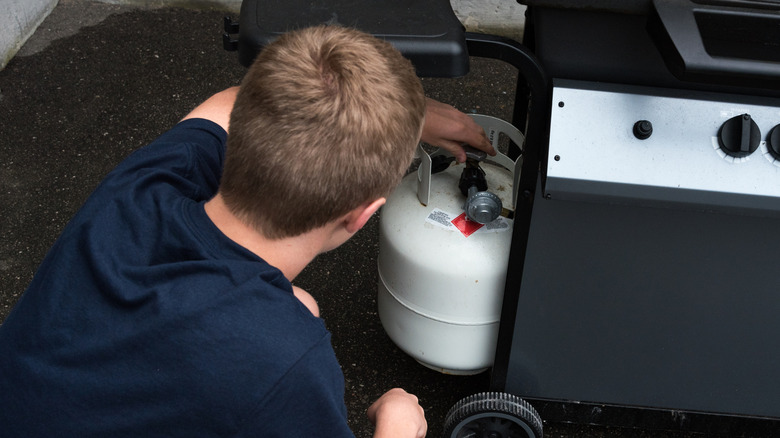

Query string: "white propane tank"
[[377, 115, 524, 375]]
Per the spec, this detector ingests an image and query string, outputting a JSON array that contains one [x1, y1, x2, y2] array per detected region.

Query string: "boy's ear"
[[344, 198, 386, 234]]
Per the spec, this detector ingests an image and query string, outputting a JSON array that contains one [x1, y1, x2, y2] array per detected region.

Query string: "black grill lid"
[[522, 0, 780, 91], [520, 0, 780, 13], [520, 0, 653, 14]]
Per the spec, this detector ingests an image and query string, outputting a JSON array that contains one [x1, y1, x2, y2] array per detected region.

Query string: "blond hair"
[[221, 25, 426, 239]]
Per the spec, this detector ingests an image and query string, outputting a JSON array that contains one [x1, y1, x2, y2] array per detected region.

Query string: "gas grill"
[[227, 0, 780, 434], [492, 0, 780, 433]]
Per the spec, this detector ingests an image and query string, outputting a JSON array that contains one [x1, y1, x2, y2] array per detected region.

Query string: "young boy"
[[0, 25, 492, 437]]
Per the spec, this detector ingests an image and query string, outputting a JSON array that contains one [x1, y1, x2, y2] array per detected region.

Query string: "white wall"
[[452, 0, 525, 42], [1, 0, 58, 69]]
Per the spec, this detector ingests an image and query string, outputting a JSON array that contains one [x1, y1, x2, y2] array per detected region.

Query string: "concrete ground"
[[0, 1, 760, 437]]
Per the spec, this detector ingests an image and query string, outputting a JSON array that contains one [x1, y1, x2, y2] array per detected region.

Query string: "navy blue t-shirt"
[[0, 119, 355, 438]]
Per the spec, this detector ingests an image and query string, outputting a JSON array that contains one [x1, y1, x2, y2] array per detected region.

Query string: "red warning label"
[[451, 213, 484, 237]]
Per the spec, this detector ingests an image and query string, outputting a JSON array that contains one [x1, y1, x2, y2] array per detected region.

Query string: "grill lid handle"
[[648, 0, 780, 88]]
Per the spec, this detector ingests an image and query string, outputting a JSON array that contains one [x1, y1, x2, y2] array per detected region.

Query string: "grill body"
[[495, 0, 780, 428]]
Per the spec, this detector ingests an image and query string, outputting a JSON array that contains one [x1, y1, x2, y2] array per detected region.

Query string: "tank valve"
[[458, 148, 503, 224]]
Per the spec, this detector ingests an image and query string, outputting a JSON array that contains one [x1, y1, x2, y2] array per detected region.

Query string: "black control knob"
[[718, 114, 761, 158], [633, 120, 653, 140], [768, 125, 780, 160]]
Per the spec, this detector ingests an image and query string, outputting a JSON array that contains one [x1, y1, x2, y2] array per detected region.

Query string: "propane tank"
[[377, 115, 523, 375]]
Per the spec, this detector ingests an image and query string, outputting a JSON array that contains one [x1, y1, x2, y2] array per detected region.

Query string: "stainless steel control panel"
[[545, 80, 780, 214]]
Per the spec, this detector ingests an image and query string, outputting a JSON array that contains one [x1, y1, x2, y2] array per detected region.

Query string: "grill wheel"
[[443, 392, 544, 438]]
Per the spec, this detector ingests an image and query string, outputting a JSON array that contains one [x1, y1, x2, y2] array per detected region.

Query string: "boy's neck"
[[203, 194, 328, 281]]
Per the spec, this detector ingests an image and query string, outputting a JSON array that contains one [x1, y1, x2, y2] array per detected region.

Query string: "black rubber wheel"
[[443, 392, 543, 438]]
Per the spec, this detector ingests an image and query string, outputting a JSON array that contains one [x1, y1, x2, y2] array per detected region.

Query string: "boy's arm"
[[181, 87, 240, 133], [180, 91, 490, 164]]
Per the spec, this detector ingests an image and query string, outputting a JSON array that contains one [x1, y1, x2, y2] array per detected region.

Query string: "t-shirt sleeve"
[[102, 118, 227, 203], [238, 336, 356, 438]]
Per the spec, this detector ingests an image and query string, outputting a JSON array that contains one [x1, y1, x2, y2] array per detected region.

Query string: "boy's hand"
[[421, 98, 496, 163], [368, 388, 427, 438]]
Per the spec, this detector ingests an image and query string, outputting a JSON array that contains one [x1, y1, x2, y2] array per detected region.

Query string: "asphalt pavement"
[[0, 1, 759, 436]]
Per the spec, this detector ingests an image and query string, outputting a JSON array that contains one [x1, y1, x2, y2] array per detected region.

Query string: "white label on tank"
[[426, 208, 456, 229], [481, 216, 512, 232]]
